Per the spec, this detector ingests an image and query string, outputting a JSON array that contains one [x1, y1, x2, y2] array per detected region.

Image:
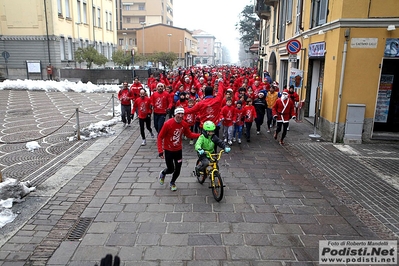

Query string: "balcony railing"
[[255, 0, 272, 20]]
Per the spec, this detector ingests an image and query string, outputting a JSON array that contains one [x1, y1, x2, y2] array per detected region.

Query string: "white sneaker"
[[232, 138, 236, 142], [238, 139, 242, 144], [228, 140, 232, 145], [141, 139, 146, 146], [257, 131, 260, 135], [189, 140, 194, 145], [224, 138, 227, 143]]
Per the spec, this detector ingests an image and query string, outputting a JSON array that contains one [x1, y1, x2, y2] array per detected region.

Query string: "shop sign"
[[384, 38, 399, 57], [308, 42, 326, 57], [375, 74, 394, 123], [289, 68, 303, 88], [350, 38, 378, 48]]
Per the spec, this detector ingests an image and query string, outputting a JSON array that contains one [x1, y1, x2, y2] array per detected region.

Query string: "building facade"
[[0, 0, 117, 79], [256, 0, 399, 142], [115, 0, 174, 55], [192, 30, 216, 65]]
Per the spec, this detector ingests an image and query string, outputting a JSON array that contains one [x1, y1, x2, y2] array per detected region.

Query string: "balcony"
[[264, 0, 278, 5], [255, 0, 272, 20]]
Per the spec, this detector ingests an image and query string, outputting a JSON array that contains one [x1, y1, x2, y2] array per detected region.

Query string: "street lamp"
[[123, 32, 127, 53], [140, 22, 146, 56], [167, 33, 172, 52], [179, 40, 182, 66]]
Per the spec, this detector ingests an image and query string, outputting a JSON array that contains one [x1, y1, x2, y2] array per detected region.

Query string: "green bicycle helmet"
[[203, 121, 216, 131]]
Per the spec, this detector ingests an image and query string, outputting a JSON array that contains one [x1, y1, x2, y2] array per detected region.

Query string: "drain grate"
[[66, 217, 93, 241]]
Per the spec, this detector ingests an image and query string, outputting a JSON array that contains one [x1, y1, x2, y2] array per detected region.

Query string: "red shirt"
[[117, 88, 133, 106], [243, 105, 257, 123], [184, 81, 225, 127], [151, 90, 172, 115], [157, 118, 200, 153], [221, 105, 235, 127], [133, 96, 152, 119], [234, 107, 245, 126], [130, 82, 143, 100]]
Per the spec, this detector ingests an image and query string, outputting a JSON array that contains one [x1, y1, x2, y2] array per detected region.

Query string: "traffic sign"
[[2, 51, 10, 60], [286, 40, 301, 54], [289, 54, 297, 62]]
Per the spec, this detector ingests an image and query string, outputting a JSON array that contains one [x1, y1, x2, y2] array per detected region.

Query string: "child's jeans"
[[223, 125, 233, 141], [233, 124, 243, 140]]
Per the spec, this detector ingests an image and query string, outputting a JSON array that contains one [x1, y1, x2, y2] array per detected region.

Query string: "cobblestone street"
[[0, 90, 398, 265]]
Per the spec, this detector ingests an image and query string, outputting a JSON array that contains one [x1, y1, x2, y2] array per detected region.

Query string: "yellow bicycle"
[[194, 149, 225, 202]]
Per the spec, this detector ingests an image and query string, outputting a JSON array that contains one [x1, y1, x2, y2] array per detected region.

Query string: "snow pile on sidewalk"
[[0, 178, 36, 228]]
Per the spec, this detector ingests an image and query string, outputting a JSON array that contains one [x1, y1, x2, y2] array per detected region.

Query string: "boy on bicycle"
[[194, 121, 231, 176]]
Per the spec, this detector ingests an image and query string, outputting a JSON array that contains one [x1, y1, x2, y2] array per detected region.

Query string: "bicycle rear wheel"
[[211, 171, 224, 202]]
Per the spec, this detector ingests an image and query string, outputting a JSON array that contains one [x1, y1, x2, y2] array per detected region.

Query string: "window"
[[60, 37, 65, 60], [124, 5, 131, 11], [98, 42, 102, 54], [109, 13, 112, 30], [65, 0, 70, 18], [82, 2, 87, 23], [119, 39, 123, 46], [105, 11, 108, 30], [57, 0, 62, 15], [278, 0, 287, 41], [203, 48, 207, 54], [310, 0, 328, 28], [138, 4, 145, 10], [129, 38, 133, 45], [286, 0, 293, 23], [97, 8, 101, 27], [67, 38, 73, 60], [92, 6, 96, 26], [295, 0, 301, 34], [126, 17, 131, 23], [77, 0, 81, 22]]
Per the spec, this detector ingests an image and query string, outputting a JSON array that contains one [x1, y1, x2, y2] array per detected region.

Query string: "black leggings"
[[162, 149, 183, 184], [139, 116, 153, 139], [276, 122, 289, 141]]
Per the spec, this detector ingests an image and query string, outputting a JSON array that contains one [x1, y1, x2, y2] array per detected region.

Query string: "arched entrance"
[[268, 52, 277, 82]]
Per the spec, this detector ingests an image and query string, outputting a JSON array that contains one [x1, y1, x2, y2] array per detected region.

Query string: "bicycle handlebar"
[[205, 149, 224, 161]]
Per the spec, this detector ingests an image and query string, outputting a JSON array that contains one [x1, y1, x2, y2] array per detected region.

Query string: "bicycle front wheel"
[[211, 171, 224, 202]]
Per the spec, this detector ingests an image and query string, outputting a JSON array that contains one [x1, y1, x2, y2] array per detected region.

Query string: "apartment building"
[[0, 0, 116, 79], [193, 30, 216, 65], [115, 0, 197, 67], [255, 0, 399, 142]]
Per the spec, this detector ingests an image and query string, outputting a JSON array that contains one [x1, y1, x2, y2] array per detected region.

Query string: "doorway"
[[374, 58, 399, 132]]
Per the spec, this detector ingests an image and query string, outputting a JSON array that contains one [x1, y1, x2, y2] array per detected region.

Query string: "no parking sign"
[[286, 40, 301, 54]]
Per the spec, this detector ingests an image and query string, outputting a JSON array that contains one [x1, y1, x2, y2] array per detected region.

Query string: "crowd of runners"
[[117, 65, 299, 190]]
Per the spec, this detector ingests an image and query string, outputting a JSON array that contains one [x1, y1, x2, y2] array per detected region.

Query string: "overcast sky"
[[173, 0, 252, 63]]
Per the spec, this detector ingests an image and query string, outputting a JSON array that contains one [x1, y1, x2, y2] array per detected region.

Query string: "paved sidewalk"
[[1, 111, 399, 265]]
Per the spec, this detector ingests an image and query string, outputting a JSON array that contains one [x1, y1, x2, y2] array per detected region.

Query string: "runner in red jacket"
[[272, 89, 296, 145], [133, 89, 155, 146], [183, 73, 225, 136], [157, 107, 200, 191], [150, 83, 173, 133]]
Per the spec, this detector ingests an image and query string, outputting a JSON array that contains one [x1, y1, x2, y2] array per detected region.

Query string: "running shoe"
[[170, 182, 177, 191], [159, 171, 165, 185]]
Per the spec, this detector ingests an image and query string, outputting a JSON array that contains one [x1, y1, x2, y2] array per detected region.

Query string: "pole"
[[44, 0, 51, 65], [112, 94, 115, 117], [333, 37, 349, 143], [76, 108, 81, 140], [179, 40, 182, 66], [167, 34, 172, 52]]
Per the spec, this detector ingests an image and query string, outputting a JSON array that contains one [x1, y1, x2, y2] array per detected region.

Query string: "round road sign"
[[286, 40, 301, 54]]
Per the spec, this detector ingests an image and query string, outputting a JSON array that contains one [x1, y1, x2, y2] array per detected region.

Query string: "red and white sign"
[[286, 40, 302, 54]]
